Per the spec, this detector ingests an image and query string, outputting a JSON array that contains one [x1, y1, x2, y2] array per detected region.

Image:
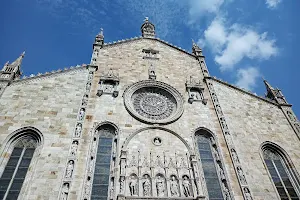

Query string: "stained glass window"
[[91, 125, 116, 200], [0, 139, 36, 200], [196, 134, 224, 200], [263, 149, 300, 200]]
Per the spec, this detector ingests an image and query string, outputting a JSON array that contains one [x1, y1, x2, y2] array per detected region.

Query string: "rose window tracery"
[[124, 80, 184, 124]]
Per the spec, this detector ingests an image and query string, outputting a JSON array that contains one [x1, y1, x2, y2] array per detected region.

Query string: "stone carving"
[[222, 182, 230, 200], [75, 123, 82, 137], [98, 68, 119, 97], [231, 148, 239, 163], [91, 138, 97, 155], [82, 95, 88, 106], [110, 180, 114, 198], [120, 176, 125, 194], [123, 80, 184, 124], [170, 175, 179, 197], [61, 183, 69, 200], [213, 147, 220, 161], [186, 76, 206, 104], [216, 104, 223, 115], [244, 187, 252, 200], [86, 83, 91, 92], [182, 176, 191, 197], [83, 177, 91, 198], [153, 137, 162, 146], [141, 17, 155, 38], [65, 160, 74, 178], [78, 108, 85, 121], [156, 175, 165, 197], [129, 175, 138, 196], [148, 64, 156, 80], [88, 71, 93, 80], [143, 49, 159, 60], [142, 174, 151, 196], [287, 111, 297, 121], [218, 164, 226, 181], [295, 123, 300, 132], [237, 166, 247, 185], [70, 140, 78, 156], [220, 117, 228, 130]]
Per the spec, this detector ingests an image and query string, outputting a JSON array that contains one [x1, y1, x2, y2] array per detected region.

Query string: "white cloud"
[[188, 0, 224, 22], [201, 18, 278, 71], [266, 0, 281, 9], [235, 67, 260, 90]]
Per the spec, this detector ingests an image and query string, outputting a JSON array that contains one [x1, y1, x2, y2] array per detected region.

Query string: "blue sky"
[[0, 0, 299, 116]]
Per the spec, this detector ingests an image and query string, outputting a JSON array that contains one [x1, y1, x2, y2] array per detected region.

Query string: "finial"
[[21, 51, 25, 57], [144, 17, 149, 22], [100, 28, 103, 35]]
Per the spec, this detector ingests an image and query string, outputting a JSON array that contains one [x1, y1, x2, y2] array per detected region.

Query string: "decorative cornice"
[[103, 37, 196, 58], [10, 64, 87, 86], [206, 76, 287, 107]]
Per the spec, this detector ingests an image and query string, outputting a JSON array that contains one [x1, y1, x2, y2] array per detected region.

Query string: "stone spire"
[[264, 79, 288, 104], [141, 17, 155, 38], [93, 28, 104, 48], [192, 39, 203, 57], [0, 52, 24, 82]]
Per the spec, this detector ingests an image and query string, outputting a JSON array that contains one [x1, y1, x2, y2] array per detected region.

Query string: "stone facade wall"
[[213, 80, 300, 199], [0, 68, 88, 200]]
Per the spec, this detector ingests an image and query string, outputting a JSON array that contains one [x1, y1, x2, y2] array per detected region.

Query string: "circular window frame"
[[123, 80, 184, 124]]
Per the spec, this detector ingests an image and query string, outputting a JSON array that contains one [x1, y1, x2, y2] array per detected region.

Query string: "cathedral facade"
[[0, 19, 299, 200]]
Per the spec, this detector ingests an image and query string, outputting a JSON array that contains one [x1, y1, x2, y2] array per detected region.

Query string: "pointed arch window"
[[0, 138, 37, 199], [262, 146, 300, 199], [91, 124, 117, 200], [195, 129, 228, 200]]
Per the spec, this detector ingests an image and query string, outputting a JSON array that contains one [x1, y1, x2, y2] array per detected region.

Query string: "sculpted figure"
[[65, 160, 74, 178], [231, 149, 239, 163], [237, 167, 247, 184], [70, 141, 78, 156], [75, 123, 82, 137], [78, 108, 85, 121], [222, 182, 230, 200], [170, 176, 179, 197], [86, 83, 91, 91], [182, 176, 191, 197], [120, 176, 125, 194], [213, 147, 220, 161], [156, 175, 165, 197], [244, 187, 252, 200], [61, 183, 69, 200], [129, 176, 138, 196], [82, 95, 88, 106], [142, 175, 151, 196]]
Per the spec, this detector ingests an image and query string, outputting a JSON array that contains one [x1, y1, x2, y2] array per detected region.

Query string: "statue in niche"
[[170, 176, 179, 197], [78, 108, 85, 121], [91, 139, 97, 155], [88, 71, 93, 80], [216, 105, 223, 115], [65, 160, 74, 178], [156, 175, 165, 197], [70, 141, 78, 156], [222, 182, 230, 200], [86, 83, 91, 91], [237, 167, 247, 184], [75, 123, 82, 137], [244, 187, 252, 200], [231, 148, 239, 163], [212, 147, 220, 161], [182, 176, 191, 197], [120, 176, 125, 194], [142, 175, 151, 196], [218, 164, 226, 180], [61, 183, 69, 200], [129, 175, 138, 196], [82, 95, 88, 106]]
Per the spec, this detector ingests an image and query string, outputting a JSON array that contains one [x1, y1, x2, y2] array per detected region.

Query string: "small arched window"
[[0, 128, 42, 200], [195, 129, 229, 199], [91, 124, 117, 200], [262, 144, 300, 199]]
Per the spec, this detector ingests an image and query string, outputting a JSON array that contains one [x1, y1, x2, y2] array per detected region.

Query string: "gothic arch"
[[0, 126, 44, 200], [260, 141, 300, 198], [82, 121, 120, 200], [193, 127, 232, 199], [121, 126, 193, 154], [0, 126, 44, 165]]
